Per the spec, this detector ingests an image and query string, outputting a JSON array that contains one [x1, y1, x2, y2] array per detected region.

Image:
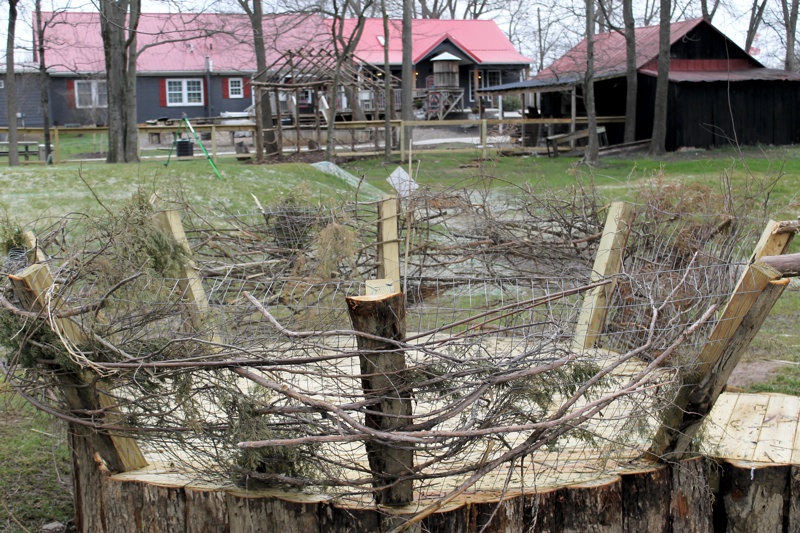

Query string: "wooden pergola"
[[251, 48, 401, 155]]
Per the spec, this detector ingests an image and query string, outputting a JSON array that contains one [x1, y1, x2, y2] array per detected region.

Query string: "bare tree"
[[700, 0, 720, 20], [237, 0, 279, 157], [99, 0, 140, 163], [623, 0, 637, 143], [745, 0, 769, 54], [323, 0, 374, 159], [779, 0, 800, 70], [649, 0, 671, 156], [401, 0, 412, 150], [6, 0, 21, 167]]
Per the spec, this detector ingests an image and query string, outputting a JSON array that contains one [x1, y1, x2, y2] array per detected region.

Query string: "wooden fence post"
[[8, 263, 147, 473], [153, 209, 211, 333], [377, 197, 401, 294], [649, 219, 798, 459], [572, 202, 636, 351], [345, 292, 413, 506]]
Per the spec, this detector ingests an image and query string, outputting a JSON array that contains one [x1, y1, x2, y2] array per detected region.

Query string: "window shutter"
[[159, 79, 167, 107], [66, 79, 76, 109], [222, 77, 229, 99], [203, 80, 208, 106], [244, 78, 251, 98]]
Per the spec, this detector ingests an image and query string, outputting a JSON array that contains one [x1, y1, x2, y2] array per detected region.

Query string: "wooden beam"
[[377, 197, 401, 294], [572, 202, 636, 351], [649, 262, 782, 460], [9, 264, 147, 472], [153, 210, 210, 332]]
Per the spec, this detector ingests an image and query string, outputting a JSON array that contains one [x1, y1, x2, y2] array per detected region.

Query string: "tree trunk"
[[401, 0, 413, 151], [670, 457, 713, 533], [721, 460, 789, 533], [244, 0, 278, 156], [563, 477, 623, 532], [382, 0, 392, 163], [621, 465, 671, 533], [345, 293, 414, 507], [100, 0, 140, 163], [623, 0, 637, 143], [745, 0, 769, 54], [781, 0, 799, 71], [649, 0, 671, 156], [6, 0, 19, 167], [583, 0, 598, 165], [35, 0, 52, 164]]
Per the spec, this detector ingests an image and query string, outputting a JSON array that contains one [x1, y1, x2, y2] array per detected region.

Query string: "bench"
[[546, 126, 607, 157], [0, 141, 42, 161]]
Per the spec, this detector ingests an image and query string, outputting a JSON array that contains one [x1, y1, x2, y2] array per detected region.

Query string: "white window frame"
[[76, 80, 107, 109], [0, 80, 5, 89], [228, 77, 244, 98], [167, 78, 204, 107]]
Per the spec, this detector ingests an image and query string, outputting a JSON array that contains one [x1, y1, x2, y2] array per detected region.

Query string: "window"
[[0, 80, 4, 89], [167, 79, 204, 106], [469, 69, 502, 103], [75, 80, 107, 108], [228, 78, 243, 98]]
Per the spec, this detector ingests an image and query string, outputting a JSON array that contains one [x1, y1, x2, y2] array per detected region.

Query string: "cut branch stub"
[[345, 292, 413, 506]]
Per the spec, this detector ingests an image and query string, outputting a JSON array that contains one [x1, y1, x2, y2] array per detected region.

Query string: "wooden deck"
[[700, 391, 800, 464]]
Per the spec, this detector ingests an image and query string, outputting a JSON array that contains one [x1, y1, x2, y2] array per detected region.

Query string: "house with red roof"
[[13, 13, 530, 128], [480, 18, 800, 150]]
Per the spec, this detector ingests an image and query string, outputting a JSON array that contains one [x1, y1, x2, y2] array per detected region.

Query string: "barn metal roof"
[[480, 18, 778, 95], [640, 68, 800, 82]]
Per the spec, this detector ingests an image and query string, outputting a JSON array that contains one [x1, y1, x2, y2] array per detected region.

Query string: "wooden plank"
[[365, 278, 394, 296], [153, 210, 210, 331], [377, 197, 401, 293], [649, 263, 781, 459], [9, 263, 147, 472], [753, 394, 800, 463], [720, 394, 770, 462], [698, 392, 739, 455], [749, 219, 796, 263], [572, 202, 636, 350], [791, 413, 800, 464]]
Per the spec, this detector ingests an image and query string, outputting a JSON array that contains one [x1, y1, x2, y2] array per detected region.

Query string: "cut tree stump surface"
[[107, 338, 800, 503]]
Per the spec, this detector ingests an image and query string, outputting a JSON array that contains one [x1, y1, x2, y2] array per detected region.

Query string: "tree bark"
[[35, 0, 52, 164], [760, 253, 800, 276], [623, 0, 637, 143], [100, 0, 140, 163], [670, 457, 713, 533], [621, 465, 671, 533], [781, 0, 799, 71], [401, 0, 413, 151], [345, 292, 413, 506], [649, 0, 671, 156], [583, 0, 599, 165], [721, 461, 788, 533], [745, 0, 769, 53], [563, 477, 623, 532], [6, 0, 19, 167]]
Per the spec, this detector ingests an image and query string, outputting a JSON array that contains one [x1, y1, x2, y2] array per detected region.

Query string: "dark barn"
[[484, 18, 800, 151]]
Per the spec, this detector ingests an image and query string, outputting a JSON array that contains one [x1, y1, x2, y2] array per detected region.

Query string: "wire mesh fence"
[[0, 180, 771, 509]]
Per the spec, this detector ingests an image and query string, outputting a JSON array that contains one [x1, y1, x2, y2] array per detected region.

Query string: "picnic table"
[[0, 141, 42, 161], [546, 126, 608, 157]]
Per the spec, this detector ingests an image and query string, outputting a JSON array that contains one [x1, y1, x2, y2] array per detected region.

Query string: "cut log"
[[345, 292, 413, 506], [759, 253, 800, 277], [720, 460, 789, 533], [670, 457, 713, 533], [621, 464, 671, 533], [562, 476, 623, 533]]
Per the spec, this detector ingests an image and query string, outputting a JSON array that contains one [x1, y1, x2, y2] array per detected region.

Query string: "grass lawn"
[[0, 384, 73, 532]]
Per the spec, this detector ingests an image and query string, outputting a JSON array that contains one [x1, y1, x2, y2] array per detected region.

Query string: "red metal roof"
[[43, 13, 530, 76], [534, 18, 760, 83]]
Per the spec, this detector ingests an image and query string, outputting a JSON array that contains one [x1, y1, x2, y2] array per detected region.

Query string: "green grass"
[[0, 384, 73, 532], [1, 157, 369, 227]]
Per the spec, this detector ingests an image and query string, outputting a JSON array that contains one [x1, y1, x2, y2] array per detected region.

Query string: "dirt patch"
[[727, 360, 789, 389]]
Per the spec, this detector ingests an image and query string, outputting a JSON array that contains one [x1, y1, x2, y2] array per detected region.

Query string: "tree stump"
[[721, 460, 789, 533], [345, 292, 413, 506]]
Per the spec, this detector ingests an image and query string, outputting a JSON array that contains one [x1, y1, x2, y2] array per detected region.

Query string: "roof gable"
[[535, 18, 761, 84]]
